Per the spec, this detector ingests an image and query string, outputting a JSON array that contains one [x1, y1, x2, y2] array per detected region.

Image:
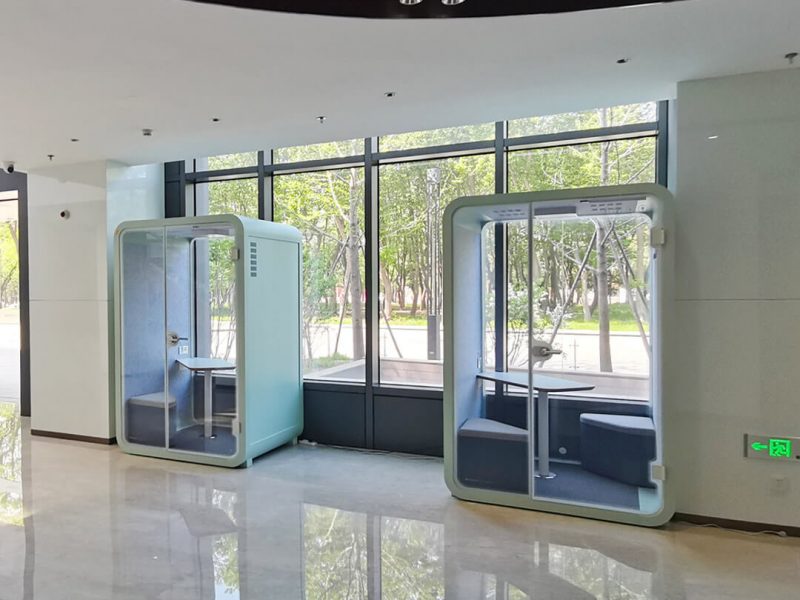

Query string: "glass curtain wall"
[[274, 167, 366, 381], [379, 155, 494, 387], [183, 102, 664, 392]]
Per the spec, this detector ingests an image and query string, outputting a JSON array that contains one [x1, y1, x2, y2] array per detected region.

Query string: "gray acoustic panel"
[[301, 388, 366, 448], [374, 395, 443, 457]]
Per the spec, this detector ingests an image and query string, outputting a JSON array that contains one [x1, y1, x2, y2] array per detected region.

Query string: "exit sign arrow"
[[751, 442, 768, 452]]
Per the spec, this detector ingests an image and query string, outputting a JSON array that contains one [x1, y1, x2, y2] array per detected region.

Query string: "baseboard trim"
[[673, 512, 800, 538], [31, 429, 116, 445]]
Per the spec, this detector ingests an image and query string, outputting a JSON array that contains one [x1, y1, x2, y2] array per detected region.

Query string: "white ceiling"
[[1, 0, 798, 170]]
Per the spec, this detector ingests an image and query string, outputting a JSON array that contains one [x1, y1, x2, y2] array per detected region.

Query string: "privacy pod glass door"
[[120, 223, 240, 457], [453, 191, 665, 521], [524, 200, 660, 515]]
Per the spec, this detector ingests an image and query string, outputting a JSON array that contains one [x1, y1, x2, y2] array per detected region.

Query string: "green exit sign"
[[745, 434, 800, 462]]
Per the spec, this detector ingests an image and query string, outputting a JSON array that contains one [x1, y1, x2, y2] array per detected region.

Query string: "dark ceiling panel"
[[186, 0, 684, 19]]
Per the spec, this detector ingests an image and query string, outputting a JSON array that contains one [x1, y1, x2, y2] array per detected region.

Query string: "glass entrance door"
[[0, 194, 19, 405], [119, 227, 168, 448], [527, 205, 658, 514], [0, 195, 19, 407], [165, 224, 240, 457]]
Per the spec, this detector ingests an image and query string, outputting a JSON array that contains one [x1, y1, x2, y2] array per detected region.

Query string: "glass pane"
[[381, 517, 444, 599], [274, 168, 366, 382], [456, 205, 531, 495], [201, 152, 258, 170], [530, 214, 652, 398], [379, 155, 494, 387], [166, 224, 239, 457], [508, 137, 657, 193], [303, 504, 368, 599], [195, 179, 258, 219], [380, 122, 494, 152], [274, 139, 363, 164], [529, 211, 656, 513], [0, 199, 20, 403], [508, 103, 657, 138], [120, 228, 167, 448]]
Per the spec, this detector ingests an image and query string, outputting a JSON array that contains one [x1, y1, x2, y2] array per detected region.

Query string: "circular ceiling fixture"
[[185, 0, 683, 19]]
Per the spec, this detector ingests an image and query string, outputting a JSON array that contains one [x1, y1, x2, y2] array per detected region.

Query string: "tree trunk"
[[581, 268, 592, 321], [596, 221, 613, 372], [380, 264, 393, 320], [347, 170, 365, 360], [410, 274, 420, 317], [594, 108, 614, 372]]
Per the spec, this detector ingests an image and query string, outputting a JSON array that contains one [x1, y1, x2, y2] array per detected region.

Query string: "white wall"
[[28, 162, 163, 440], [672, 68, 800, 526]]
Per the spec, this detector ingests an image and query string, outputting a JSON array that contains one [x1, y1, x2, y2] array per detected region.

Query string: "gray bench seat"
[[459, 417, 528, 442], [457, 417, 529, 494], [127, 392, 177, 408], [579, 413, 656, 488]]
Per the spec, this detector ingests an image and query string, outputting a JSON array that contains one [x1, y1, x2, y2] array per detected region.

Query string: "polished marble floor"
[[0, 402, 798, 599]]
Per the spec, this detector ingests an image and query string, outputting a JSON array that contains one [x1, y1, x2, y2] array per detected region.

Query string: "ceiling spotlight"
[[142, 128, 153, 137], [385, 91, 396, 98], [786, 52, 798, 65], [442, 0, 466, 4], [317, 116, 327, 124], [48, 154, 54, 161], [70, 138, 79, 142], [211, 117, 221, 122], [616, 58, 630, 64], [399, 0, 423, 4]]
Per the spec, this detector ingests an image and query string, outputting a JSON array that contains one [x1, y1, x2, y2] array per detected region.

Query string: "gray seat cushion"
[[459, 417, 528, 443], [580, 414, 654, 437], [128, 392, 177, 408]]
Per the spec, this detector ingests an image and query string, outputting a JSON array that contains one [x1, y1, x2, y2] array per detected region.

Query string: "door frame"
[[0, 171, 30, 417]]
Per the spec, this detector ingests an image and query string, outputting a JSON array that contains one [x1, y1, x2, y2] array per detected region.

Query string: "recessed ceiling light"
[[142, 128, 153, 137], [616, 58, 630, 64], [786, 52, 798, 65], [442, 0, 466, 4], [317, 116, 327, 124], [47, 154, 54, 161], [707, 135, 719, 140], [399, 0, 422, 5], [385, 91, 396, 98], [70, 138, 79, 142], [212, 117, 220, 122]]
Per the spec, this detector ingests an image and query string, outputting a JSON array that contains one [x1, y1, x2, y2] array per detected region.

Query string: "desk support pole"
[[204, 370, 213, 438], [536, 390, 555, 479]]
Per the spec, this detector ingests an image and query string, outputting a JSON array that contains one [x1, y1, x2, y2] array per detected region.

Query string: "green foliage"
[[379, 153, 494, 319], [379, 122, 494, 152], [199, 105, 658, 376], [201, 153, 259, 219], [509, 102, 656, 138]]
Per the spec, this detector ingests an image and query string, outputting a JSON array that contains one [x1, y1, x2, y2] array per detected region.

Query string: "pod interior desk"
[[476, 371, 594, 479], [114, 215, 303, 468], [444, 185, 674, 527]]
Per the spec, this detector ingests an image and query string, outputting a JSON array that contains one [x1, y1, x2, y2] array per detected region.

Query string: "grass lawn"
[[314, 303, 648, 333]]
